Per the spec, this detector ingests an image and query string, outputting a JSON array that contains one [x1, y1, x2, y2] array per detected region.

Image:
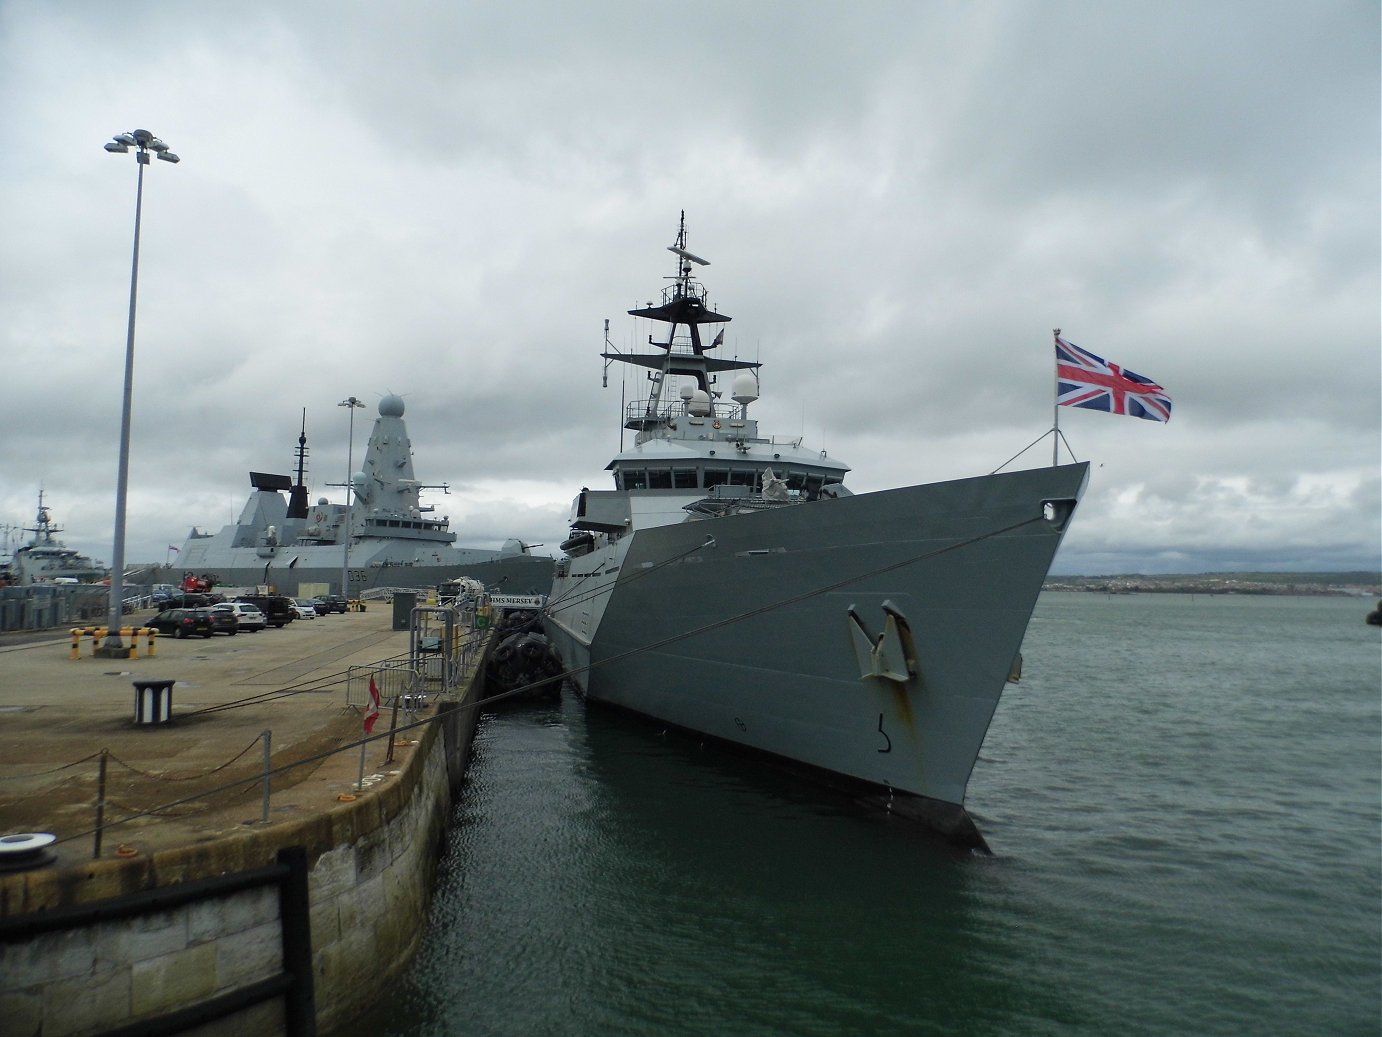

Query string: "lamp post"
[[98, 130, 179, 657], [338, 396, 365, 602]]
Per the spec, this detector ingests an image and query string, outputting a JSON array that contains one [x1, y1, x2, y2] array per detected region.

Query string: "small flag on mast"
[[1055, 335, 1172, 422], [364, 675, 382, 734]]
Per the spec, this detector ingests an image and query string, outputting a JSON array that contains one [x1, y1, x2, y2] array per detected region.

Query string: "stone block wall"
[[0, 697, 475, 1036]]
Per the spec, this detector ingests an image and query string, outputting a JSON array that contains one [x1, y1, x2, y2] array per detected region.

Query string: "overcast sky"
[[2, 1, 1377, 577]]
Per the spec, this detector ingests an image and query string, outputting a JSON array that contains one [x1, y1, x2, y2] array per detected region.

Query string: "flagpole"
[[1052, 328, 1061, 466]]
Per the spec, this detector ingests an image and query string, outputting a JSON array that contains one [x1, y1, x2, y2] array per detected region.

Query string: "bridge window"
[[673, 468, 698, 488]]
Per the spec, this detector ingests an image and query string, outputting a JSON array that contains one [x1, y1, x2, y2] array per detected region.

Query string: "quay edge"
[[0, 629, 487, 1037]]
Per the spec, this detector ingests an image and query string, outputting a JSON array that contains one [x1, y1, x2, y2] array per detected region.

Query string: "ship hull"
[[544, 463, 1088, 843]]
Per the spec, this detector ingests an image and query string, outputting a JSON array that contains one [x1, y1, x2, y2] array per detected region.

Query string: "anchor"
[[846, 600, 919, 684]]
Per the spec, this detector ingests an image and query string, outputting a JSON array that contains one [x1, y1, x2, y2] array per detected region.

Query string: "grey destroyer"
[[177, 395, 552, 597], [542, 216, 1090, 847]]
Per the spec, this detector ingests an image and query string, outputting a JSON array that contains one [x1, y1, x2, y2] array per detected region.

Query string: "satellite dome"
[[679, 384, 695, 401], [688, 389, 712, 416], [732, 373, 759, 405], [379, 394, 405, 417], [317, 497, 329, 506]]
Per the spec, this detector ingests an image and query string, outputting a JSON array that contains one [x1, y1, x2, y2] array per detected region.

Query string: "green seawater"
[[342, 593, 1382, 1036]]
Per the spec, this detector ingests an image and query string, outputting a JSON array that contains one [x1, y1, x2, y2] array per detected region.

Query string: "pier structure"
[[0, 604, 492, 1036]]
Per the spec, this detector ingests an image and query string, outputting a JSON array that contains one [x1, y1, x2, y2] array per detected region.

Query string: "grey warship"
[[4, 491, 109, 586], [177, 395, 552, 597], [542, 216, 1090, 847]]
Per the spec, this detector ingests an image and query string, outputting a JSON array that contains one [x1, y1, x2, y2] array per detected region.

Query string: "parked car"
[[315, 594, 349, 614], [212, 602, 266, 632], [196, 607, 239, 636], [305, 597, 330, 615], [291, 599, 318, 620], [148, 608, 215, 639], [235, 594, 296, 628]]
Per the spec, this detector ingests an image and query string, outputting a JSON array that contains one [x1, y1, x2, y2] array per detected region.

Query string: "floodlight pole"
[[98, 129, 179, 657], [339, 396, 365, 603]]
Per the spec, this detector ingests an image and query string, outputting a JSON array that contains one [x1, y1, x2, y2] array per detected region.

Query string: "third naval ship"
[[4, 491, 108, 586], [542, 216, 1090, 847]]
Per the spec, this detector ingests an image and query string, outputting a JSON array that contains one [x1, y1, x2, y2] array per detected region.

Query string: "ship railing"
[[624, 397, 741, 425]]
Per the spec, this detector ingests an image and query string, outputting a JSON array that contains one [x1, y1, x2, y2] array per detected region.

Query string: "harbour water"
[[342, 592, 1381, 1036]]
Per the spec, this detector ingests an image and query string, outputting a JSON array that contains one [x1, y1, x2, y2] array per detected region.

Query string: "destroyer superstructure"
[[177, 395, 552, 596], [542, 215, 1090, 847]]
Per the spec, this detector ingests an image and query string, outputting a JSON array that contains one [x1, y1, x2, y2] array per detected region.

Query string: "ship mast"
[[287, 408, 310, 520], [25, 490, 60, 546], [605, 213, 758, 435]]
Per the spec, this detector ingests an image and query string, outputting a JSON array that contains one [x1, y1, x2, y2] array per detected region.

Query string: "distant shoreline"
[[1044, 572, 1381, 596]]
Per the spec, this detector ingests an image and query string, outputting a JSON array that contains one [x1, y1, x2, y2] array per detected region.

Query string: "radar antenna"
[[667, 210, 710, 270], [668, 245, 709, 266]]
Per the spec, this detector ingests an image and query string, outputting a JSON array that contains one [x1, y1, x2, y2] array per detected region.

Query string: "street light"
[[97, 129, 180, 658], [338, 396, 365, 602]]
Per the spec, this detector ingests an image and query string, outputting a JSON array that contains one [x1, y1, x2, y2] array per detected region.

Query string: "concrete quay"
[[0, 605, 485, 1036]]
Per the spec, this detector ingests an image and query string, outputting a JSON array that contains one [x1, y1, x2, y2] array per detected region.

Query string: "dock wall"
[[0, 692, 480, 1036]]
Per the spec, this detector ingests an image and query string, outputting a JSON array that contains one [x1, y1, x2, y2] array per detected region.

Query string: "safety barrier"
[[69, 626, 157, 660], [345, 661, 425, 712]]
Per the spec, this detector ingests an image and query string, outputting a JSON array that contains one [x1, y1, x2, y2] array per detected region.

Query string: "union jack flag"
[[1056, 335, 1172, 422]]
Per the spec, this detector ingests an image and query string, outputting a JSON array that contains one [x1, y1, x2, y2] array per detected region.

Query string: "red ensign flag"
[[364, 675, 381, 734]]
